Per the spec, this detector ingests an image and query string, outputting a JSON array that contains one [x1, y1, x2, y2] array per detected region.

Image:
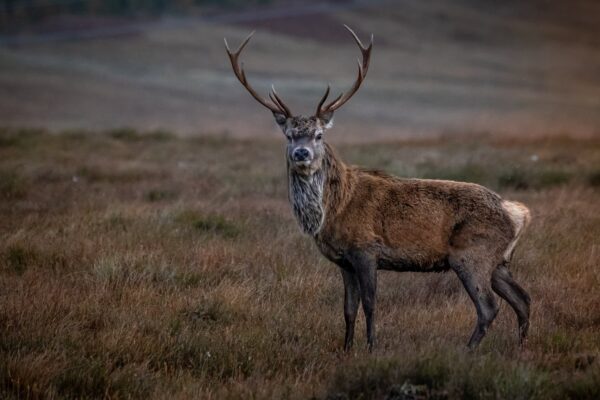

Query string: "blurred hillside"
[[0, 0, 599, 139], [1, 0, 286, 28]]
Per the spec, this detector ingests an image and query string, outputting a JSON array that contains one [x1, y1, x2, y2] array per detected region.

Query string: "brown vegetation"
[[0, 128, 599, 399]]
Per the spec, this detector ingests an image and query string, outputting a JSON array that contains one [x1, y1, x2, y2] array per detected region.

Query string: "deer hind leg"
[[491, 263, 531, 347], [453, 260, 500, 349], [340, 268, 361, 351]]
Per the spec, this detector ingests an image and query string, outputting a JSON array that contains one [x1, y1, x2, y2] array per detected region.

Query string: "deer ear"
[[319, 111, 334, 129], [273, 112, 288, 127]]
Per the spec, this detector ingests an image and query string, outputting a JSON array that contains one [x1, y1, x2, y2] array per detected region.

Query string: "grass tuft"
[[92, 255, 177, 286], [497, 168, 572, 190], [498, 169, 530, 190], [0, 170, 29, 200], [183, 300, 235, 325], [0, 127, 45, 148], [2, 244, 38, 275], [52, 357, 108, 399], [145, 189, 178, 202], [327, 352, 552, 400], [587, 170, 600, 187], [175, 210, 241, 238]]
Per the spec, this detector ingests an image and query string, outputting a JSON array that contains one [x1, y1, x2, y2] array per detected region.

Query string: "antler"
[[316, 25, 373, 118], [224, 32, 292, 117]]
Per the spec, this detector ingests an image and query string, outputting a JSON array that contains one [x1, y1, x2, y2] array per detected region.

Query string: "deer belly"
[[377, 254, 450, 273]]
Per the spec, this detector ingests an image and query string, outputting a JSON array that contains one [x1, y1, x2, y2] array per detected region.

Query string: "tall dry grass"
[[0, 128, 599, 399]]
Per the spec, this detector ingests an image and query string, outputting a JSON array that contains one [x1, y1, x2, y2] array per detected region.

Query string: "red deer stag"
[[225, 26, 531, 351]]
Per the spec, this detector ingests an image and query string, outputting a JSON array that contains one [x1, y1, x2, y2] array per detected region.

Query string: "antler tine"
[[315, 84, 343, 117], [315, 85, 330, 115], [316, 25, 373, 117], [224, 30, 254, 57], [269, 91, 292, 118], [343, 24, 373, 52], [322, 62, 362, 110], [344, 24, 373, 73], [224, 32, 292, 117], [270, 85, 292, 117]]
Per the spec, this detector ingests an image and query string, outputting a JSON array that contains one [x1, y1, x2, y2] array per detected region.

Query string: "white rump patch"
[[502, 200, 531, 261]]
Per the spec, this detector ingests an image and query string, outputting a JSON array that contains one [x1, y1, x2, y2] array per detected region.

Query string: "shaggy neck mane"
[[288, 143, 351, 236]]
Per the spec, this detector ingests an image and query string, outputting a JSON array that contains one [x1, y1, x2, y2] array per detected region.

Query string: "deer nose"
[[293, 148, 311, 162]]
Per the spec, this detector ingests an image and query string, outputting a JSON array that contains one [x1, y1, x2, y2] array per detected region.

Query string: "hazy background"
[[1, 0, 599, 140]]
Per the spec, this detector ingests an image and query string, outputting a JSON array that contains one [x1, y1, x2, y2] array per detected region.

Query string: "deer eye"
[[315, 133, 323, 141]]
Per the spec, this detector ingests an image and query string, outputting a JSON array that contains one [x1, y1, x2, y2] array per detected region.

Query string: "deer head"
[[225, 25, 373, 175]]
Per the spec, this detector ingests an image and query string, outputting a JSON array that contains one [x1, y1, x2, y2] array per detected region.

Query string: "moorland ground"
[[1, 128, 599, 399], [1, 2, 600, 398]]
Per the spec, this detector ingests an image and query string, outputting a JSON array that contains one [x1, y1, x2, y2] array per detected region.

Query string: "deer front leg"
[[349, 252, 378, 351], [341, 268, 360, 351], [359, 271, 377, 351]]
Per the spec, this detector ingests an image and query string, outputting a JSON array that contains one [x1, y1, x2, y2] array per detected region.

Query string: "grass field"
[[1, 128, 599, 399]]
